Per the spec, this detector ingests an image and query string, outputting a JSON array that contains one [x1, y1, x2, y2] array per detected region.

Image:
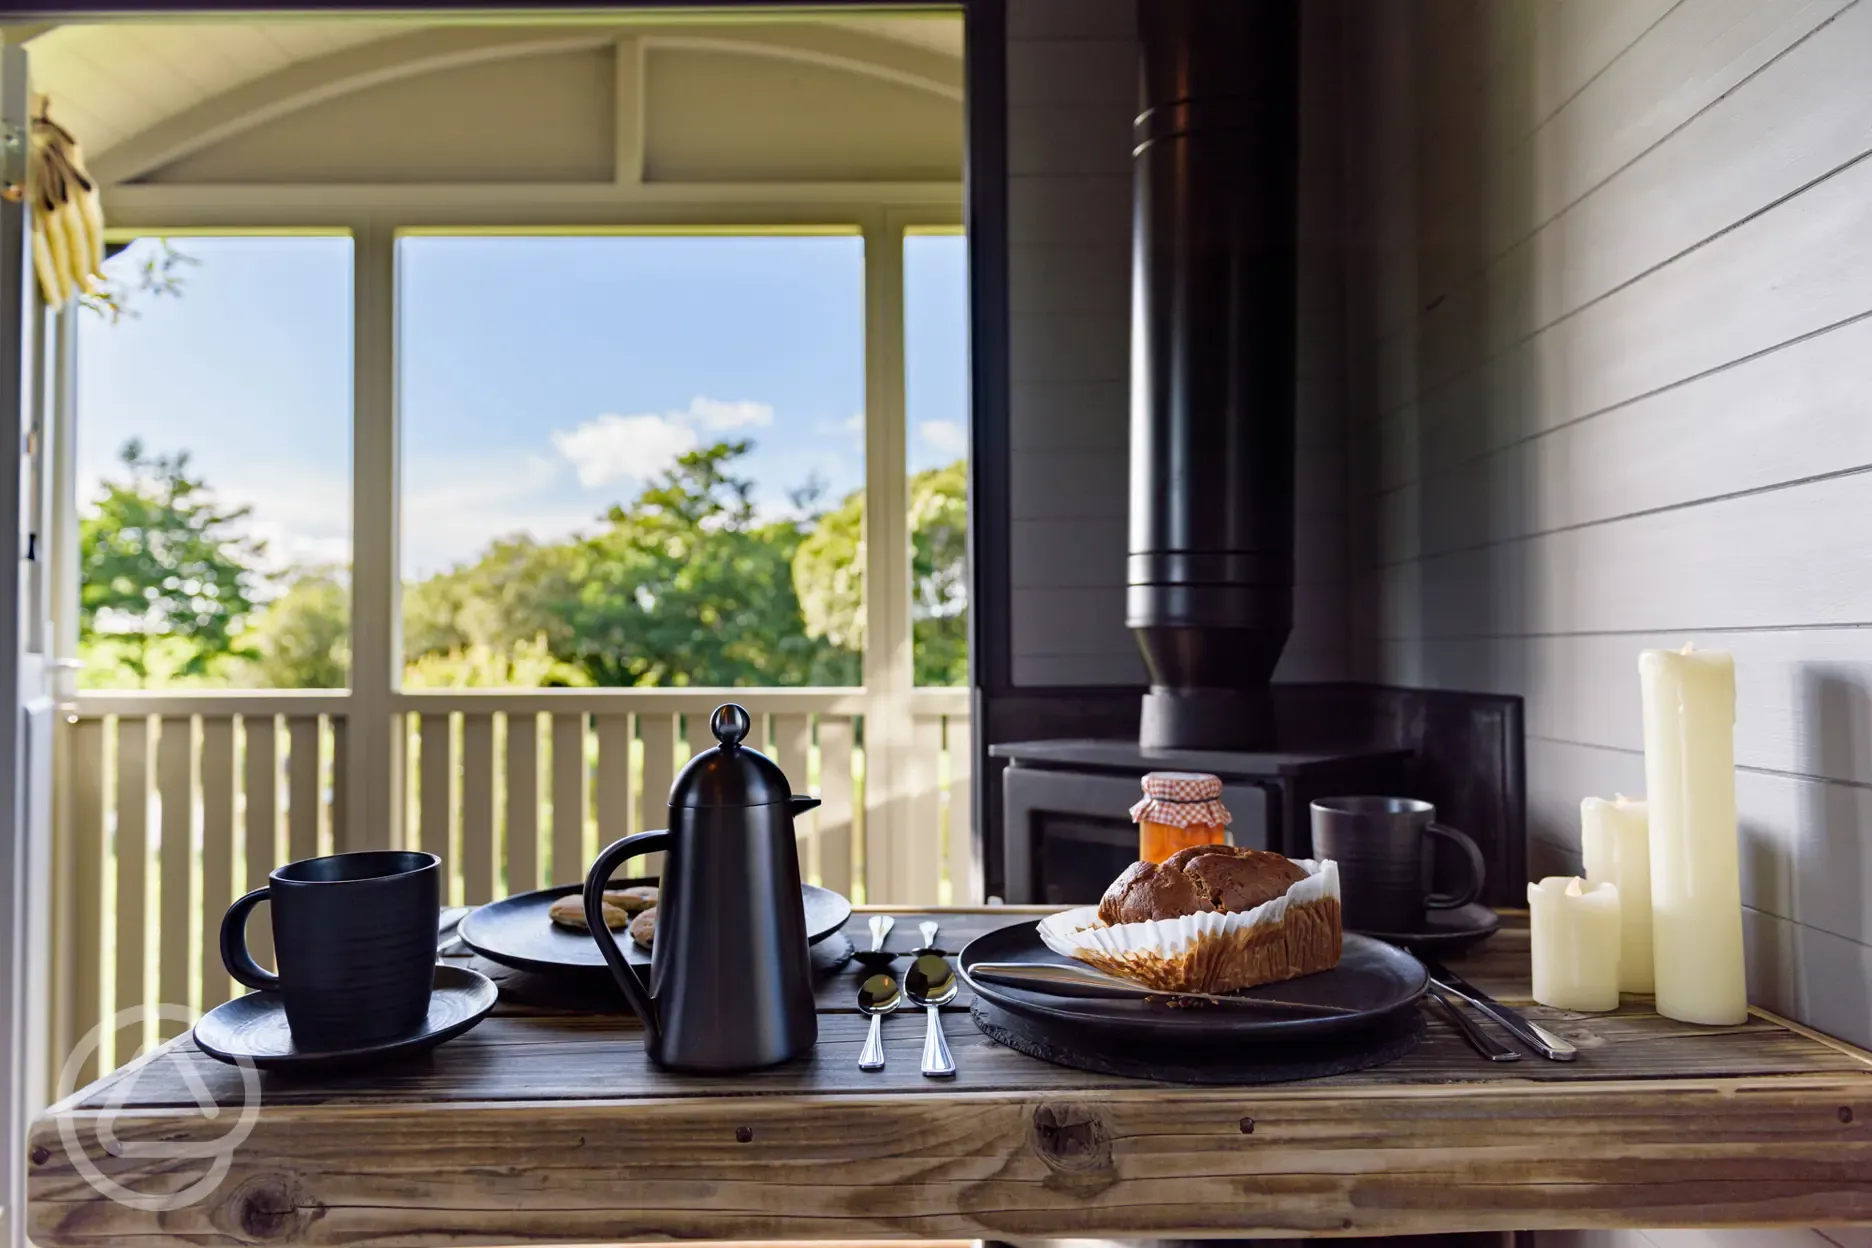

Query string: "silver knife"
[[967, 961, 1358, 1016], [1426, 986, 1519, 1061], [1423, 957, 1577, 1061]]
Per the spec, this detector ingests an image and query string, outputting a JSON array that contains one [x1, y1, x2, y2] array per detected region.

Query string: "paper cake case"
[[1037, 858, 1342, 993]]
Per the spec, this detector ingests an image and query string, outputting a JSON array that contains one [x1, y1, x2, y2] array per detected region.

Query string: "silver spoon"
[[856, 973, 900, 1072], [917, 919, 939, 953], [852, 914, 898, 972], [904, 953, 958, 1079]]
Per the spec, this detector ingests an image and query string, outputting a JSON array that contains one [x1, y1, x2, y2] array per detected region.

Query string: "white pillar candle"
[[1580, 795, 1653, 993], [1527, 876, 1622, 1012], [1639, 644, 1747, 1025]]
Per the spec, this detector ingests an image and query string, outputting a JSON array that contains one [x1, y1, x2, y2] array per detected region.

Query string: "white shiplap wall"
[[1003, 0, 1353, 687], [1341, 0, 1872, 1053]]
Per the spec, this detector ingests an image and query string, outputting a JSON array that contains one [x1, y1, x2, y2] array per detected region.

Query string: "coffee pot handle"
[[585, 832, 670, 1050], [1424, 822, 1487, 910]]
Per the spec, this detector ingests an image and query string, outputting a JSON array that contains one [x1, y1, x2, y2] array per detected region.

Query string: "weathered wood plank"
[[549, 713, 585, 886], [817, 718, 854, 897], [459, 713, 495, 905], [199, 717, 236, 1010], [29, 1055, 1872, 1245], [504, 713, 539, 896], [242, 715, 278, 974]]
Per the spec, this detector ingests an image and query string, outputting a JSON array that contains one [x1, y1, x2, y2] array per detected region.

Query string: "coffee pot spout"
[[789, 794, 822, 820]]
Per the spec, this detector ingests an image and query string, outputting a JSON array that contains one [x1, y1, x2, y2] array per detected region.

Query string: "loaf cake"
[[1039, 847, 1341, 993]]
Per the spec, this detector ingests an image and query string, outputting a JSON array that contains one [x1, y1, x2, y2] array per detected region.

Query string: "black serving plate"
[[193, 964, 497, 1072], [1351, 902, 1501, 954], [959, 920, 1427, 1045], [459, 876, 851, 976]]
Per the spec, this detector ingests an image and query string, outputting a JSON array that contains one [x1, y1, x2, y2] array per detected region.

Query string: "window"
[[396, 233, 866, 688], [76, 235, 353, 689], [904, 231, 968, 686]]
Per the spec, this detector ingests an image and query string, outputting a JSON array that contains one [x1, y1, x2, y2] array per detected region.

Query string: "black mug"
[[1309, 797, 1486, 933], [220, 850, 440, 1050]]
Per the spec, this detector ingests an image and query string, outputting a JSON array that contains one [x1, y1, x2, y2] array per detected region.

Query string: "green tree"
[[402, 441, 861, 687], [79, 440, 264, 685], [236, 567, 349, 689], [792, 457, 968, 686]]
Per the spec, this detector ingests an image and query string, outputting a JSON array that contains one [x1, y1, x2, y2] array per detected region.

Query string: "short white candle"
[[1581, 796, 1653, 993], [1527, 876, 1621, 1013], [1639, 645, 1747, 1025]]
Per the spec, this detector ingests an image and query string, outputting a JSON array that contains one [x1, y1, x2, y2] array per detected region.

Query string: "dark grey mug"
[[220, 850, 439, 1051], [1309, 797, 1486, 933]]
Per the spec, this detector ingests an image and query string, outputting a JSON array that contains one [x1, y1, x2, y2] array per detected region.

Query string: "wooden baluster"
[[945, 716, 976, 905], [328, 717, 349, 853], [242, 716, 279, 977], [156, 717, 194, 1037], [114, 716, 150, 1060], [418, 713, 453, 902], [905, 716, 944, 906], [772, 713, 813, 884], [199, 718, 237, 1010], [817, 717, 854, 898], [635, 713, 675, 879], [549, 714, 585, 886], [594, 714, 632, 849], [460, 714, 495, 905], [505, 713, 539, 896], [70, 717, 106, 1086], [287, 716, 321, 864]]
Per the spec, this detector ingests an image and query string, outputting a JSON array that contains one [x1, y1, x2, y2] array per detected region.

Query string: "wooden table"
[[27, 908, 1872, 1243]]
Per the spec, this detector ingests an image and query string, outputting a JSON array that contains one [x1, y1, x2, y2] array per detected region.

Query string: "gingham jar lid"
[[1129, 771, 1232, 828]]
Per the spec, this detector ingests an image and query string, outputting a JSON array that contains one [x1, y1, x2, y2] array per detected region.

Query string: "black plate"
[[193, 964, 497, 1072], [1351, 902, 1501, 953], [959, 920, 1427, 1044], [459, 878, 852, 976]]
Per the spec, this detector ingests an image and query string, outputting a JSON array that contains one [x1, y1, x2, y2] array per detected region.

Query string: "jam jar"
[[1130, 771, 1231, 863]]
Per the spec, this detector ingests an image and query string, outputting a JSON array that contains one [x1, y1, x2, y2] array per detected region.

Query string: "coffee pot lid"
[[667, 703, 795, 808]]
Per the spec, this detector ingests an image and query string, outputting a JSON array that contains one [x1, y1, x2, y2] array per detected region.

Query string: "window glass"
[[76, 235, 354, 689], [904, 231, 968, 686], [397, 234, 866, 688]]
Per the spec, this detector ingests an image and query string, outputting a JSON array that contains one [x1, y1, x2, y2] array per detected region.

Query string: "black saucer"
[[1351, 902, 1501, 953], [193, 964, 497, 1071]]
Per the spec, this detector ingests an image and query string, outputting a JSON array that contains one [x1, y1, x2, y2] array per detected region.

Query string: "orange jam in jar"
[[1130, 771, 1230, 863]]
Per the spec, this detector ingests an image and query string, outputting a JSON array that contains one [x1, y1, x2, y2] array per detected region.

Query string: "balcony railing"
[[58, 686, 971, 1080]]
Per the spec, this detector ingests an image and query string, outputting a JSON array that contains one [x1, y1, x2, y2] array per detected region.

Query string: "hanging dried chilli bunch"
[[27, 94, 105, 308]]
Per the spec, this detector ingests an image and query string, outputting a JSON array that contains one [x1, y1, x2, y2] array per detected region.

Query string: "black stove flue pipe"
[[1129, 0, 1301, 751]]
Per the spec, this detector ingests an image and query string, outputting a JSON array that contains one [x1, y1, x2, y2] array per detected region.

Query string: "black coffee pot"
[[584, 703, 821, 1071]]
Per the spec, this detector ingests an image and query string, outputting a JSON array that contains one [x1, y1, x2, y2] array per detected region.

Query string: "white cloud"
[[919, 419, 968, 456], [549, 395, 772, 488], [552, 413, 699, 488], [689, 396, 774, 430]]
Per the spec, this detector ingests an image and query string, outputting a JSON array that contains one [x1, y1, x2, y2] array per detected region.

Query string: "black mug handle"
[[1423, 822, 1486, 909], [585, 831, 671, 1052], [220, 887, 281, 992]]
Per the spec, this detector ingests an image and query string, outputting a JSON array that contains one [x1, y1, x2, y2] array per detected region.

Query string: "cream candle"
[[1527, 876, 1621, 1012], [1639, 644, 1747, 1025], [1581, 795, 1653, 994]]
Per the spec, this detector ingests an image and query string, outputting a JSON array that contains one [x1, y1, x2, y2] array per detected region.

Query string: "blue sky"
[[79, 231, 968, 581]]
